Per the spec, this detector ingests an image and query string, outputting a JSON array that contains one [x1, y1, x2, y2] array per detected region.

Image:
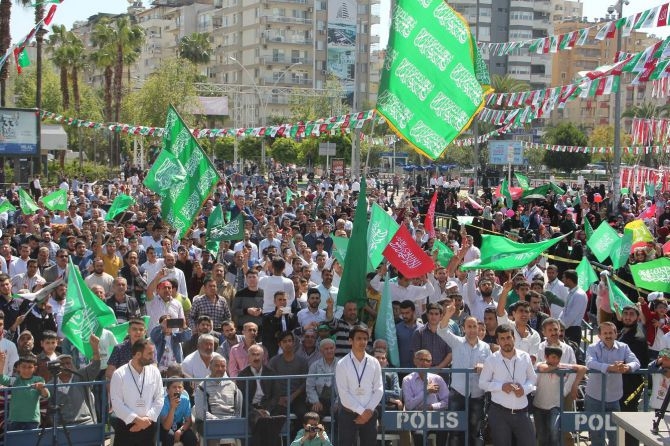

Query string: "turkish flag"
[[383, 225, 435, 279], [424, 191, 437, 238]]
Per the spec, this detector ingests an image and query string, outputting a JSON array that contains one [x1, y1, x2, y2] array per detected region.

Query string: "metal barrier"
[[0, 368, 664, 446]]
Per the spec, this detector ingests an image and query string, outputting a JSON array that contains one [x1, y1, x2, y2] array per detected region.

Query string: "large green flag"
[[107, 316, 151, 344], [575, 257, 598, 292], [0, 199, 16, 214], [607, 276, 634, 313], [208, 214, 244, 241], [143, 148, 187, 196], [144, 106, 219, 237], [501, 177, 513, 208], [432, 239, 454, 267], [374, 272, 399, 367], [105, 193, 136, 221], [337, 178, 368, 307], [19, 188, 38, 215], [515, 172, 530, 190], [461, 233, 567, 271], [205, 205, 224, 256], [586, 221, 620, 263], [630, 257, 670, 293], [521, 182, 565, 198], [62, 258, 118, 359], [42, 189, 68, 211], [367, 203, 399, 270], [332, 236, 349, 266], [610, 229, 633, 270], [376, 0, 491, 159], [285, 188, 296, 205], [584, 218, 594, 241]]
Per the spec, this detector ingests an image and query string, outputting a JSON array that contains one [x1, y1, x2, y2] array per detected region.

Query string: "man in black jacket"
[[105, 277, 143, 323], [261, 291, 298, 357]]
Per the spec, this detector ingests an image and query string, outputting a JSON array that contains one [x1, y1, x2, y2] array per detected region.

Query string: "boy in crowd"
[[0, 353, 50, 431]]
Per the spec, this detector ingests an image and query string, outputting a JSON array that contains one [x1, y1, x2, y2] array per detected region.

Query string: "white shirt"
[[145, 297, 184, 331], [0, 338, 18, 376], [48, 297, 67, 339], [141, 259, 162, 284], [297, 307, 327, 328], [534, 340, 578, 410], [9, 257, 29, 277], [545, 278, 569, 318], [369, 275, 435, 310], [497, 315, 541, 360], [479, 349, 537, 410], [182, 351, 211, 381], [335, 352, 383, 415], [110, 363, 164, 425], [11, 272, 45, 294], [259, 275, 296, 313], [234, 240, 259, 261]]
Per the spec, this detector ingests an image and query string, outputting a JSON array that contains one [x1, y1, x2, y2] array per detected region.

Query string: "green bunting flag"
[[575, 257, 598, 292], [17, 48, 30, 70], [607, 276, 634, 313], [337, 178, 368, 308], [501, 177, 514, 208], [461, 233, 567, 271], [432, 239, 454, 267], [367, 203, 400, 270], [332, 236, 349, 266], [18, 189, 39, 215], [586, 221, 620, 263], [143, 105, 219, 238], [514, 172, 530, 190], [107, 316, 151, 345], [630, 257, 670, 293], [584, 217, 594, 241], [62, 258, 118, 359], [208, 214, 245, 241], [376, 0, 491, 159], [285, 188, 296, 205], [0, 199, 16, 214], [374, 272, 400, 367], [105, 193, 136, 221], [205, 205, 224, 257], [610, 229, 633, 270], [41, 189, 68, 211]]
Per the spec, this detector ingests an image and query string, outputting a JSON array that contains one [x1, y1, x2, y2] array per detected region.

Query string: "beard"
[[480, 289, 492, 298]]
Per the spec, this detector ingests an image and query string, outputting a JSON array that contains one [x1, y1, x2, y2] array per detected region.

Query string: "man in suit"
[[42, 249, 69, 284], [261, 291, 298, 357], [237, 344, 286, 446]]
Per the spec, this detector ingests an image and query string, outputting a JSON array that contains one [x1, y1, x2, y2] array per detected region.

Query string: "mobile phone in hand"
[[166, 318, 184, 329]]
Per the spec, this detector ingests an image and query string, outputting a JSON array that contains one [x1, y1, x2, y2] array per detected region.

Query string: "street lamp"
[[228, 56, 301, 170], [610, 0, 629, 207]]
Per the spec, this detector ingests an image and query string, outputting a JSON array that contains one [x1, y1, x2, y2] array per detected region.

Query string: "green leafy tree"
[[46, 24, 70, 110], [213, 137, 235, 160], [178, 32, 212, 65], [238, 137, 262, 161], [271, 138, 298, 164], [289, 74, 345, 122], [589, 125, 635, 171], [90, 20, 117, 123], [14, 65, 62, 112], [524, 147, 546, 173], [543, 122, 590, 172], [19, 0, 46, 111]]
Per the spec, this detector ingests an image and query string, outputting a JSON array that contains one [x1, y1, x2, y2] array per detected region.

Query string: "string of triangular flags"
[[0, 3, 59, 72], [631, 117, 670, 145], [478, 2, 670, 56], [522, 141, 670, 155]]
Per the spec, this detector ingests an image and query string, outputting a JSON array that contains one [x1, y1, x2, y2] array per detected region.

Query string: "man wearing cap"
[[145, 273, 185, 331]]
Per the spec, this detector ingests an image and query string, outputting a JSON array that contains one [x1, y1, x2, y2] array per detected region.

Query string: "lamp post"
[[228, 56, 301, 171], [611, 0, 629, 208]]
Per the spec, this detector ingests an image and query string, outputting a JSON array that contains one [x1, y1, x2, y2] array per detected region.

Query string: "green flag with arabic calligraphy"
[[105, 193, 136, 221], [0, 200, 16, 214], [586, 221, 620, 263], [630, 257, 670, 293], [42, 189, 68, 211], [376, 0, 491, 160], [19, 188, 39, 215], [205, 205, 224, 256], [208, 214, 244, 241], [367, 203, 399, 270]]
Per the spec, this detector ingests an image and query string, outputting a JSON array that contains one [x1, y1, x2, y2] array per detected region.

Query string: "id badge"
[[136, 399, 146, 408], [355, 387, 365, 396]]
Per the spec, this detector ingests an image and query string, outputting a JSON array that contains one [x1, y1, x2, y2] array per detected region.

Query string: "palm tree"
[[90, 19, 116, 123], [178, 32, 212, 65], [66, 31, 85, 114], [19, 0, 45, 110], [46, 24, 70, 110], [0, 0, 12, 107], [490, 74, 531, 95]]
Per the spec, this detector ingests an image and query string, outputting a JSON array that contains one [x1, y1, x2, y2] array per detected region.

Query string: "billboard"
[[327, 0, 356, 96], [0, 108, 39, 156], [488, 140, 524, 165], [332, 158, 345, 176]]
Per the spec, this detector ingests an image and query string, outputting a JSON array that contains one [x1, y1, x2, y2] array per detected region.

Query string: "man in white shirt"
[[182, 334, 217, 384], [258, 228, 282, 261], [259, 257, 295, 313], [297, 288, 327, 330], [110, 339, 164, 445], [234, 230, 259, 261], [370, 264, 434, 314], [0, 313, 18, 375], [9, 244, 32, 277], [145, 277, 185, 331], [544, 264, 569, 318], [11, 259, 45, 293]]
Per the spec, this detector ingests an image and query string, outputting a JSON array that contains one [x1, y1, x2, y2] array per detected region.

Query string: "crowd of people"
[[0, 168, 665, 446]]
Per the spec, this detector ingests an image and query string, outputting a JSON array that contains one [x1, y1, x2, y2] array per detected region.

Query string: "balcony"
[[261, 15, 313, 26], [264, 0, 308, 5], [260, 56, 312, 65], [262, 36, 313, 46], [261, 76, 312, 86]]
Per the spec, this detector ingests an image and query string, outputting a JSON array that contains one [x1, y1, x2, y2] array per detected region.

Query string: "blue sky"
[[9, 0, 670, 47]]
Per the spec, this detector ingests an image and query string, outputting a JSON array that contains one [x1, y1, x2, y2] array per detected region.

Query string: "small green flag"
[[584, 218, 594, 241], [432, 239, 454, 267], [337, 177, 368, 308], [285, 188, 296, 205], [205, 205, 224, 256], [630, 257, 670, 293], [17, 48, 30, 69], [41, 189, 68, 211], [0, 199, 16, 214], [575, 257, 598, 292], [143, 149, 187, 196], [107, 316, 151, 344], [461, 233, 567, 271], [376, 0, 491, 159], [332, 236, 349, 266], [374, 272, 399, 367], [62, 258, 118, 359], [501, 177, 514, 208], [607, 276, 634, 313], [105, 194, 136, 221], [208, 214, 244, 241], [18, 188, 39, 215], [621, 187, 629, 195], [514, 172, 530, 190], [367, 203, 399, 270], [586, 221, 620, 263], [611, 229, 633, 270], [646, 182, 655, 198]]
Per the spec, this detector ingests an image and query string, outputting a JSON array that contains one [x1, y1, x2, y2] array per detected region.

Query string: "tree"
[[178, 32, 211, 65], [490, 74, 530, 96], [0, 0, 10, 106], [19, 0, 46, 112], [270, 138, 298, 164], [90, 20, 116, 123], [289, 74, 345, 122], [67, 31, 86, 114], [46, 24, 71, 110], [213, 137, 235, 160], [14, 65, 62, 112], [238, 137, 262, 161], [542, 122, 590, 172], [524, 147, 546, 173], [589, 125, 635, 171]]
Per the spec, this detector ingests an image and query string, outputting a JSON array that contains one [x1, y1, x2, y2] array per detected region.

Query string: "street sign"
[[318, 142, 336, 156], [489, 140, 524, 165]]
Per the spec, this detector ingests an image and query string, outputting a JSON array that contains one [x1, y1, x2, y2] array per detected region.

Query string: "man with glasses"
[[43, 248, 69, 284]]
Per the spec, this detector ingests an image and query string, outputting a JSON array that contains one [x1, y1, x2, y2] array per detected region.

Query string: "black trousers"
[[113, 418, 157, 446], [337, 407, 377, 446]]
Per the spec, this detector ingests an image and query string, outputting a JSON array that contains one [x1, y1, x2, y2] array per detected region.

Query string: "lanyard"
[[502, 357, 516, 383], [129, 366, 145, 398], [350, 354, 368, 388]]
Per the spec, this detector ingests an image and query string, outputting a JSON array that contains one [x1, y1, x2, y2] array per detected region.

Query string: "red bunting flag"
[[382, 225, 435, 279], [424, 191, 437, 239], [659, 4, 669, 27], [44, 4, 57, 26]]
